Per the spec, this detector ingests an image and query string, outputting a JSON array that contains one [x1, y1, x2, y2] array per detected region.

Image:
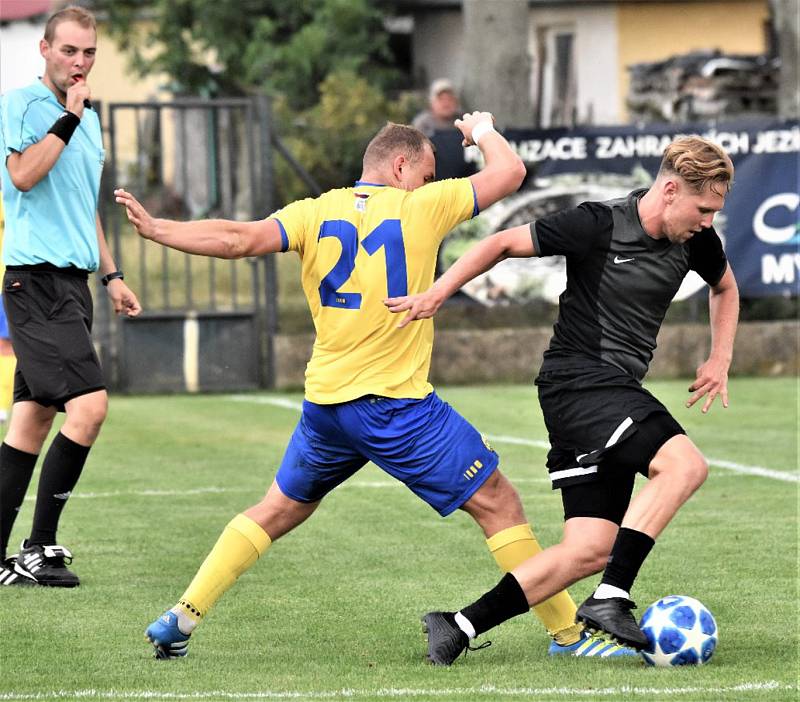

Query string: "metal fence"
[[95, 96, 280, 393]]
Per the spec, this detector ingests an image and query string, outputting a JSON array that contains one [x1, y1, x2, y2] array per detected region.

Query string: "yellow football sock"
[[176, 513, 271, 625], [487, 523, 583, 645], [0, 354, 15, 415]]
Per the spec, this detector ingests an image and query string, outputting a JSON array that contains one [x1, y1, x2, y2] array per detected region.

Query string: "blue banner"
[[433, 120, 799, 298]]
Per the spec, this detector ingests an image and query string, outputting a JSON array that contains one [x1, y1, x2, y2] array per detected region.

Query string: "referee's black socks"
[[28, 432, 90, 546], [0, 443, 38, 560]]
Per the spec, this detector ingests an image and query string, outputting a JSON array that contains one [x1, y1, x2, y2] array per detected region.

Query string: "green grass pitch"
[[0, 378, 796, 702]]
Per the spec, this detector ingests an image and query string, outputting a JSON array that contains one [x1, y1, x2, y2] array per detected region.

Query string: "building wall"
[[0, 21, 44, 92], [616, 0, 770, 120], [527, 4, 620, 125], [412, 9, 465, 93], [408, 1, 770, 128]]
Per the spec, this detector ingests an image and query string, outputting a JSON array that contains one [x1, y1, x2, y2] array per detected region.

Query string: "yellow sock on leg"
[[173, 513, 271, 632], [487, 523, 583, 646]]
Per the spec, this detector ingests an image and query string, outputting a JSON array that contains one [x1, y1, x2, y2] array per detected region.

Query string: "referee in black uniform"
[[386, 135, 739, 661]]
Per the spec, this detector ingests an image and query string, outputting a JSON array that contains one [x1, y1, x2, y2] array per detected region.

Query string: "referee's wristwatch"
[[101, 270, 124, 286]]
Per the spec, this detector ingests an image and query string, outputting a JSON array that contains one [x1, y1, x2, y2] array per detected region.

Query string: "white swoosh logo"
[[613, 255, 635, 264]]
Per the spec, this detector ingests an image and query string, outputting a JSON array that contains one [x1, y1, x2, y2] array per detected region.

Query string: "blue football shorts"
[[275, 391, 499, 516]]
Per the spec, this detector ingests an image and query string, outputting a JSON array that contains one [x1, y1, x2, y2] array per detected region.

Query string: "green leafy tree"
[[275, 69, 417, 200], [96, 0, 416, 199], [96, 0, 401, 106]]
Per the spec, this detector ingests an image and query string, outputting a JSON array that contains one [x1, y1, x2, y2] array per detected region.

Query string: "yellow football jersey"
[[273, 178, 477, 404]]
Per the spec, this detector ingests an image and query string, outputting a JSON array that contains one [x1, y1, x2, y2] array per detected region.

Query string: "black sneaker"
[[423, 612, 468, 665], [13, 542, 80, 588], [422, 611, 491, 665], [0, 556, 36, 587], [576, 596, 649, 650]]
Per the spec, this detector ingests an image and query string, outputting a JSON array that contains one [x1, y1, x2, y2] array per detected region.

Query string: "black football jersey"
[[531, 188, 727, 382]]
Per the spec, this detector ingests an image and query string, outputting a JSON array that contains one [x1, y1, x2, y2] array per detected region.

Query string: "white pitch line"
[[485, 434, 549, 449], [484, 433, 799, 483], [225, 395, 799, 483], [23, 486, 255, 502], [229, 395, 304, 411], [22, 482, 541, 503], [0, 681, 795, 700]]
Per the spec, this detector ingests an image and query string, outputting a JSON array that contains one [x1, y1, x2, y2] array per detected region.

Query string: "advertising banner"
[[433, 120, 799, 299]]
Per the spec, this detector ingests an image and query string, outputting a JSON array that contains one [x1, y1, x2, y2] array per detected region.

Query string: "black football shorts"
[[536, 364, 685, 524], [3, 266, 105, 411]]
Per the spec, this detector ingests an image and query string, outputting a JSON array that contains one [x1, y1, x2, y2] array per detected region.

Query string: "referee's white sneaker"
[[0, 556, 35, 587]]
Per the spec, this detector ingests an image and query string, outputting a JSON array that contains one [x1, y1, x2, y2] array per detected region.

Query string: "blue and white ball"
[[639, 595, 718, 666]]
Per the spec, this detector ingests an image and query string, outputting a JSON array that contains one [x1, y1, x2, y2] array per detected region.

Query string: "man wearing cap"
[[413, 79, 462, 137]]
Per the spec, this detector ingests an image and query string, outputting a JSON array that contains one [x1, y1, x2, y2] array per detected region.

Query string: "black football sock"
[[459, 572, 530, 637], [599, 527, 655, 594], [28, 432, 90, 546], [0, 443, 38, 560]]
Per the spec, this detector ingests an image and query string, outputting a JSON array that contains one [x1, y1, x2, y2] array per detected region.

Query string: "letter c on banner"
[[753, 193, 800, 244]]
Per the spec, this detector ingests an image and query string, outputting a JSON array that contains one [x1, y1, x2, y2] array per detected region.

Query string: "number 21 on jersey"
[[317, 219, 408, 309]]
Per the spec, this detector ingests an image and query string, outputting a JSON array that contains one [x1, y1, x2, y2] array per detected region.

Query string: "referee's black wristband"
[[47, 110, 80, 145], [101, 270, 124, 286]]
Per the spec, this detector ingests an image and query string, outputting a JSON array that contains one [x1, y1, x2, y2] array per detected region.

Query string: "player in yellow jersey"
[[115, 112, 632, 662]]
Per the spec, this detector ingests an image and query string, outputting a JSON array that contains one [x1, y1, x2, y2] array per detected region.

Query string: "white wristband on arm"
[[471, 121, 496, 146]]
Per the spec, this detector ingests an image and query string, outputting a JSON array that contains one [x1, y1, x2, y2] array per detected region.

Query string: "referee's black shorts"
[[3, 265, 105, 411], [536, 364, 685, 525]]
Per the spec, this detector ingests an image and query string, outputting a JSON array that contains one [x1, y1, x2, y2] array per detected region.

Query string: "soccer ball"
[[639, 595, 718, 666]]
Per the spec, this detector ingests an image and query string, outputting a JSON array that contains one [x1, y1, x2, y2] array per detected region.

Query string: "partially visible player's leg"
[[576, 413, 696, 649], [424, 436, 653, 665], [0, 334, 16, 425], [146, 401, 365, 659], [186, 481, 320, 618], [13, 391, 107, 588], [460, 471, 585, 647], [423, 517, 623, 664], [4, 398, 57, 455], [6, 272, 108, 587], [0, 297, 15, 425], [147, 482, 320, 659], [356, 392, 590, 656], [0, 400, 56, 586], [28, 391, 106, 546], [621, 433, 708, 538]]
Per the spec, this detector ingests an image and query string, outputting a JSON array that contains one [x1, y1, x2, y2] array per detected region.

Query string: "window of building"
[[534, 25, 577, 128]]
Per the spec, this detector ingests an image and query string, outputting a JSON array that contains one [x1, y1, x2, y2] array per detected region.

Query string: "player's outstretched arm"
[[114, 188, 283, 259], [455, 111, 526, 211], [686, 263, 739, 413], [385, 224, 535, 328]]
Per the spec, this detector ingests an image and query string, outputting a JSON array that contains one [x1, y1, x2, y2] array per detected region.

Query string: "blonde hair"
[[44, 5, 96, 44], [363, 123, 433, 171], [658, 136, 734, 196]]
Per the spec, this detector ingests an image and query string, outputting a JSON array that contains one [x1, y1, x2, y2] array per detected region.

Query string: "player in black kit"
[[385, 136, 739, 663]]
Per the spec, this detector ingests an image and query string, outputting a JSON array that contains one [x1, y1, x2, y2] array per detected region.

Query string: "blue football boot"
[[145, 611, 191, 660], [549, 628, 639, 657]]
